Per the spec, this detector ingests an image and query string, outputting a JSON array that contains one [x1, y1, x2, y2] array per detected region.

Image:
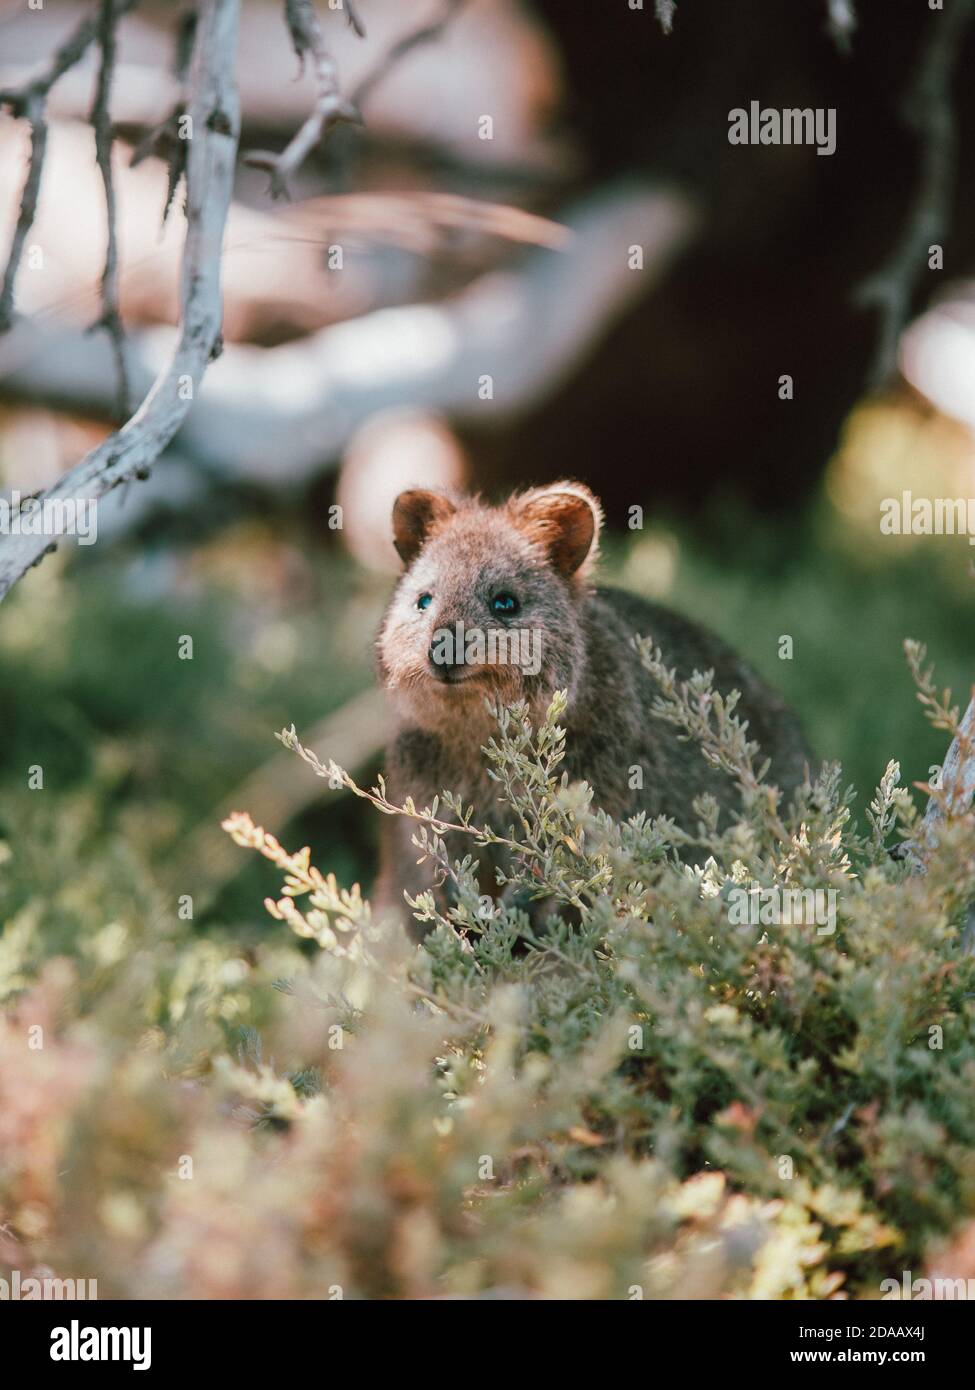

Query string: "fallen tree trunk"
[[0, 183, 695, 494]]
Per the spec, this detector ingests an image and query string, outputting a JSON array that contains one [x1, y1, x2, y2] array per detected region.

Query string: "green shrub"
[[2, 636, 974, 1299], [220, 636, 975, 1297]]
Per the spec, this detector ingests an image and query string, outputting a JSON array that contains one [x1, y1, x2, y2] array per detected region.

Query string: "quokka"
[[374, 482, 810, 932]]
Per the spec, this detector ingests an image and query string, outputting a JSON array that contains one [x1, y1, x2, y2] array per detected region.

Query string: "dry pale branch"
[[858, 0, 974, 390], [244, 0, 471, 199], [919, 694, 975, 955], [904, 641, 975, 863], [900, 640, 975, 952], [0, 0, 138, 332], [0, 0, 241, 603], [1, 0, 143, 410], [0, 93, 47, 333], [244, 0, 361, 199], [129, 8, 199, 226], [344, 0, 366, 40], [915, 693, 975, 857], [129, 103, 189, 225]]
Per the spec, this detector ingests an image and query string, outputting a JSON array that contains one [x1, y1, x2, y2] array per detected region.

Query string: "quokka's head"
[[377, 482, 602, 722]]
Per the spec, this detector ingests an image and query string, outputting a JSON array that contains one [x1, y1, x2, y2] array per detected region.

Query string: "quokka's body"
[[374, 483, 809, 928]]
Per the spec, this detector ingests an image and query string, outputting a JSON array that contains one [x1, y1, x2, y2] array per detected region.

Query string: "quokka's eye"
[[416, 593, 433, 611], [490, 592, 519, 615]]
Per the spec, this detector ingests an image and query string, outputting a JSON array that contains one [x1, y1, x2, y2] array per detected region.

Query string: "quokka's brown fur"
[[374, 482, 810, 934]]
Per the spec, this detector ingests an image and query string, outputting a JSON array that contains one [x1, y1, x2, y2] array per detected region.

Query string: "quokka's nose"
[[428, 642, 465, 679]]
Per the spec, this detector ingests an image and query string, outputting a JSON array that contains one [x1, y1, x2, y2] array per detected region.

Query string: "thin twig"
[[916, 695, 975, 957], [88, 0, 131, 420], [857, 0, 974, 390], [129, 9, 199, 227], [0, 0, 139, 333], [244, 0, 470, 197], [903, 641, 975, 864], [129, 104, 189, 225], [901, 640, 975, 952], [244, 0, 361, 199], [344, 0, 366, 39], [2, 9, 106, 101], [916, 693, 975, 854], [279, 723, 544, 862], [0, 0, 242, 603], [0, 94, 47, 333]]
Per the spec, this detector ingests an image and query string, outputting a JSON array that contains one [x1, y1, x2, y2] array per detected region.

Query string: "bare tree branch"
[[0, 93, 47, 333], [0, 0, 241, 604], [858, 0, 974, 391], [0, 0, 139, 333], [916, 693, 975, 956], [243, 0, 472, 198], [89, 0, 131, 420], [904, 643, 975, 851], [899, 635, 975, 952], [244, 0, 361, 199], [344, 0, 366, 40], [129, 10, 200, 227], [915, 693, 975, 856], [129, 102, 189, 224]]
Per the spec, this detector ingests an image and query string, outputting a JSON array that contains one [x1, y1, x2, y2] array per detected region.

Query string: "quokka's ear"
[[391, 489, 456, 565], [508, 482, 602, 579]]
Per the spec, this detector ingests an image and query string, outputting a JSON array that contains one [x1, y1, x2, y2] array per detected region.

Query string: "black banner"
[[0, 1296, 966, 1374]]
